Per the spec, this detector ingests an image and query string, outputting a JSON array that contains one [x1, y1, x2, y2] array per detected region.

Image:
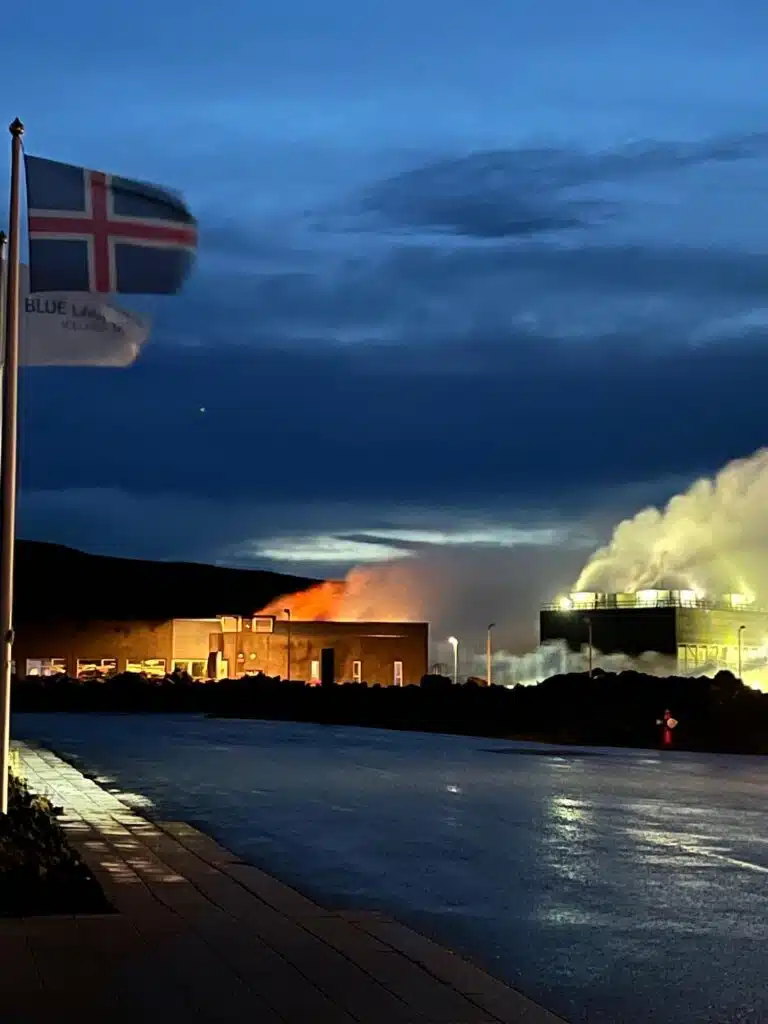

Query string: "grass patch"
[[0, 770, 112, 917]]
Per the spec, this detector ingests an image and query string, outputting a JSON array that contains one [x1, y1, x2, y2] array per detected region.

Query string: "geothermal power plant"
[[540, 589, 768, 674]]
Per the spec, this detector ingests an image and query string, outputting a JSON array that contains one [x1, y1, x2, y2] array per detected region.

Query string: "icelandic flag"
[[24, 155, 197, 295]]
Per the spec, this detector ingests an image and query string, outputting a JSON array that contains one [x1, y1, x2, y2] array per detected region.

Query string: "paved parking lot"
[[8, 739, 563, 1024], [15, 713, 768, 1023]]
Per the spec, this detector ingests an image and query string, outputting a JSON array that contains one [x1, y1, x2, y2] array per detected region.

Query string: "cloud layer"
[[6, 0, 768, 658]]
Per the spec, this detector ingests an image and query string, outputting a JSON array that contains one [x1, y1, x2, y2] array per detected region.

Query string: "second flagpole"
[[0, 118, 24, 814], [0, 229, 6, 418]]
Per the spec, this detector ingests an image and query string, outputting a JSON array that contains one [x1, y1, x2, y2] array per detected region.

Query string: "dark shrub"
[[0, 773, 112, 916]]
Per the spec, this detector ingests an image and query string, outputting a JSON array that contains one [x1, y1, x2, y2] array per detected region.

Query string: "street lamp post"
[[284, 608, 292, 682], [738, 624, 746, 680], [236, 615, 242, 678], [486, 623, 495, 687], [585, 616, 593, 679], [448, 636, 459, 685]]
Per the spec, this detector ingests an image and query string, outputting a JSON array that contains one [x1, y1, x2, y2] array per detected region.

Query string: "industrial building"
[[9, 541, 429, 686], [16, 614, 429, 686], [540, 589, 767, 673]]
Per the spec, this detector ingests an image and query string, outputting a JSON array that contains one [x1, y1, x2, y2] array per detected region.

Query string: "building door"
[[321, 648, 335, 686], [394, 661, 403, 687]]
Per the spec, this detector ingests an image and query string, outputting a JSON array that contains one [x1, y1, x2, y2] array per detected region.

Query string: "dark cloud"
[[20, 330, 768, 515], [510, 243, 768, 298], [14, 127, 768, 575], [6, 0, 768, 619], [353, 133, 768, 238], [358, 184, 600, 239], [131, 236, 768, 361]]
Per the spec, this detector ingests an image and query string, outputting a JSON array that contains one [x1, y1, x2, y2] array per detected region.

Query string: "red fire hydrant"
[[656, 709, 678, 747]]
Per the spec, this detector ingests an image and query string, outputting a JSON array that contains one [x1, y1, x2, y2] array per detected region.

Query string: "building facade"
[[16, 615, 429, 686], [540, 590, 768, 672]]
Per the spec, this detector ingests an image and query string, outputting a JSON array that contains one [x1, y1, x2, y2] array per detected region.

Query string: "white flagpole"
[[0, 119, 24, 814]]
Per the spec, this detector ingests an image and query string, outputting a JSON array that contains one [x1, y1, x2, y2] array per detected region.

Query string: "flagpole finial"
[[8, 119, 23, 137]]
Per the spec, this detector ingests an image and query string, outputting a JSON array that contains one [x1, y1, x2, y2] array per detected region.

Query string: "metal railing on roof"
[[541, 595, 767, 613]]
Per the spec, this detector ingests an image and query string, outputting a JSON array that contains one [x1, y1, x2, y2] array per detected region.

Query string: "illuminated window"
[[126, 658, 166, 678], [26, 658, 66, 678], [172, 660, 207, 679], [394, 661, 404, 686], [76, 658, 117, 681], [310, 660, 320, 682], [352, 660, 362, 683]]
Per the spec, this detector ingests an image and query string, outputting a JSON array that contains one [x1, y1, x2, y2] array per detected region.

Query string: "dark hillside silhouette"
[[14, 540, 320, 621]]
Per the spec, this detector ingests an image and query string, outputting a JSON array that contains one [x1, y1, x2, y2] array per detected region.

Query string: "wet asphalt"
[[14, 713, 768, 1023]]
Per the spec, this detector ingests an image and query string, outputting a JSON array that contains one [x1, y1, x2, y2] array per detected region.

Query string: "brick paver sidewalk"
[[5, 741, 566, 1024]]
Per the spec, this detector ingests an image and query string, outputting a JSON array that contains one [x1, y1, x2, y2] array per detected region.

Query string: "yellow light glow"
[[569, 591, 597, 608], [557, 596, 574, 611], [636, 589, 659, 604], [728, 593, 748, 607]]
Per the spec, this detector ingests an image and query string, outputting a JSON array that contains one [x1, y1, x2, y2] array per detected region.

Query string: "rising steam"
[[574, 448, 768, 600], [259, 448, 768, 687], [260, 581, 347, 621], [261, 544, 587, 655]]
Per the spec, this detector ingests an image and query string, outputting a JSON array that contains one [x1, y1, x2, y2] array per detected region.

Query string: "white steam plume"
[[339, 543, 587, 654], [575, 448, 768, 599], [470, 641, 768, 689]]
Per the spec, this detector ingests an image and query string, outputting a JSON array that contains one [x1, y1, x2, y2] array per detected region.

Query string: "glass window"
[[394, 661, 404, 686], [352, 660, 362, 683], [127, 658, 166, 678], [310, 659, 320, 682], [76, 658, 117, 681], [26, 658, 66, 677], [170, 659, 208, 679]]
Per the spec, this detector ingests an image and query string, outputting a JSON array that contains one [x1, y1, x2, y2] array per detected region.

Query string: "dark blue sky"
[[4, 0, 768, 584]]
